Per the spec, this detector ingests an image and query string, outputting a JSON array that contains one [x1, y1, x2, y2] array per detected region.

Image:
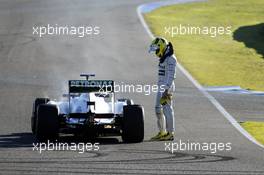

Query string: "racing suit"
[[155, 42, 177, 133]]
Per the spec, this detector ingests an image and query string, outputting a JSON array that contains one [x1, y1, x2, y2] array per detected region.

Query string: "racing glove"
[[160, 89, 172, 106]]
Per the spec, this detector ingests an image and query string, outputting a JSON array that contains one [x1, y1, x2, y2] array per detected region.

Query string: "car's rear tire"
[[31, 98, 50, 134], [35, 104, 59, 141], [122, 105, 144, 143]]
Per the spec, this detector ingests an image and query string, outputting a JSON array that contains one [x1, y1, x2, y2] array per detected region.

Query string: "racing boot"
[[158, 132, 174, 141], [150, 131, 167, 141]]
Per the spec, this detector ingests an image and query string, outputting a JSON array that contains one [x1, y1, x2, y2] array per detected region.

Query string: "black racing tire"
[[35, 104, 59, 141], [122, 105, 144, 143], [31, 98, 50, 134]]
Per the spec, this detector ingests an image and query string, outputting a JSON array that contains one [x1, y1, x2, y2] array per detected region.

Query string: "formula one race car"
[[31, 74, 144, 143]]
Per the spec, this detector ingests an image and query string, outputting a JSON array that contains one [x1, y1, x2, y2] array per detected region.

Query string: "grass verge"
[[241, 121, 264, 145], [144, 0, 264, 90]]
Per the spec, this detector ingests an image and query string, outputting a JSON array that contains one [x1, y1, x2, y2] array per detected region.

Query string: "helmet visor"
[[149, 44, 159, 53]]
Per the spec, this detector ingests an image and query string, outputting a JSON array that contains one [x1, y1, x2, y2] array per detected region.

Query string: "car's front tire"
[[35, 104, 59, 141], [122, 105, 144, 143]]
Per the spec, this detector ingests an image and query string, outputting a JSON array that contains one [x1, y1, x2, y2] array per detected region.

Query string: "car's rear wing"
[[69, 80, 114, 93]]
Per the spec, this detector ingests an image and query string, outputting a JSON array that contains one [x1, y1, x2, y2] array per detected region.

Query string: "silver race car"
[[31, 74, 144, 143]]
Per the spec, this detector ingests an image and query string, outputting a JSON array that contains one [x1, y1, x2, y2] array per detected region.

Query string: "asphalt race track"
[[0, 0, 263, 174]]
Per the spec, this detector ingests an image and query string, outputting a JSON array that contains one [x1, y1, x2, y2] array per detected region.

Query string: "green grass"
[[241, 121, 264, 145], [144, 0, 264, 91]]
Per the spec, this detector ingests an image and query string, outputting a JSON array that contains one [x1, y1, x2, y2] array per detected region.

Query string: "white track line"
[[137, 2, 264, 149]]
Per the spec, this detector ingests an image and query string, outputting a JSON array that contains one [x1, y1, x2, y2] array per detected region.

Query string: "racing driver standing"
[[149, 37, 177, 141]]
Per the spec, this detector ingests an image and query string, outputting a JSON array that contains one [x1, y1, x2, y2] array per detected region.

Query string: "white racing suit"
[[155, 44, 177, 133]]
